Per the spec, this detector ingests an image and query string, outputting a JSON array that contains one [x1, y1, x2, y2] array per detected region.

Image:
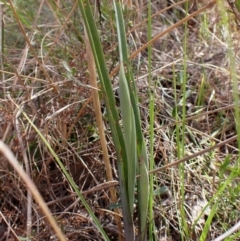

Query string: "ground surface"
[[0, 1, 240, 240]]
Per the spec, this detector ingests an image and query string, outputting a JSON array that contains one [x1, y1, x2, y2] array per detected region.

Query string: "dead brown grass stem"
[[43, 0, 79, 64], [148, 134, 237, 175], [0, 211, 20, 241], [0, 69, 51, 83], [66, 95, 93, 139], [227, 0, 240, 25], [130, 0, 188, 33], [44, 0, 62, 26], [15, 110, 32, 237], [153, 103, 236, 132], [43, 181, 119, 206], [0, 141, 67, 241], [1, 53, 27, 90], [84, 27, 123, 241], [108, 0, 188, 61], [7, 0, 59, 93], [44, 135, 237, 199], [110, 0, 217, 77]]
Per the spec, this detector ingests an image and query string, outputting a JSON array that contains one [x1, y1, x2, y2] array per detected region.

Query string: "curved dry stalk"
[[15, 109, 32, 238], [0, 141, 67, 241], [212, 219, 240, 241], [110, 0, 217, 77]]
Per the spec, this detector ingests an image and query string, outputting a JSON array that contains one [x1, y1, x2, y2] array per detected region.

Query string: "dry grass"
[[0, 0, 240, 240]]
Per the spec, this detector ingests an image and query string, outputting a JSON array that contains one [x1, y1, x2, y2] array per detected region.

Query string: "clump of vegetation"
[[0, 0, 240, 240]]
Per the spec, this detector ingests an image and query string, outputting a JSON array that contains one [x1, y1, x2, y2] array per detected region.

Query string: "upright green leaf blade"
[[78, 0, 133, 239], [119, 64, 137, 217]]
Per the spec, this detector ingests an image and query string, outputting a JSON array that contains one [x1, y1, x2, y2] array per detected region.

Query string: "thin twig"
[[212, 219, 240, 241], [148, 135, 237, 175], [227, 0, 240, 27], [15, 109, 32, 238], [43, 181, 119, 206]]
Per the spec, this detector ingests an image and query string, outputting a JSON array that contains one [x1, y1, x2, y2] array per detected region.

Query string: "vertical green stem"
[[147, 1, 155, 241]]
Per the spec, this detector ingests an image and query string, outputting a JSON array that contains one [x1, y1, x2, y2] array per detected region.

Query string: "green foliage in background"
[[236, 0, 240, 11]]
